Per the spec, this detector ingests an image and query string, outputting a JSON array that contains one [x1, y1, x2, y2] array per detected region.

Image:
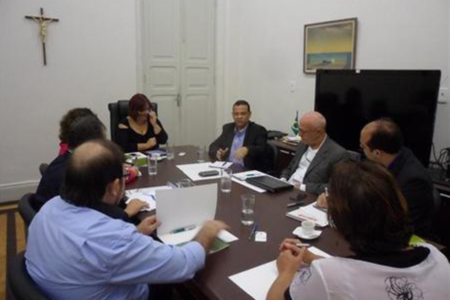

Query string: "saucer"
[[292, 227, 322, 240]]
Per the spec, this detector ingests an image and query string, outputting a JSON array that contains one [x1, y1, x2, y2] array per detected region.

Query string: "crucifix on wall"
[[25, 7, 59, 66]]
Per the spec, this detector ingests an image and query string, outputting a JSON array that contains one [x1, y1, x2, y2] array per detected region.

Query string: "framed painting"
[[304, 18, 357, 74]]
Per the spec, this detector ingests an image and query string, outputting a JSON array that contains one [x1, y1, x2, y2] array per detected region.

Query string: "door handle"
[[175, 94, 182, 107]]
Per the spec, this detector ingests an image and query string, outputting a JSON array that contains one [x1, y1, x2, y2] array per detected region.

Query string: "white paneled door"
[[142, 0, 216, 147]]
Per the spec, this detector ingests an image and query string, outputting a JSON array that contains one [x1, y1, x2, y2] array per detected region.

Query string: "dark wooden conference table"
[[127, 146, 352, 300]]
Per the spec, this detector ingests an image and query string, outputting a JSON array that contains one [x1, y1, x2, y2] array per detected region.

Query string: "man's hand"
[[149, 111, 158, 125], [146, 137, 157, 149], [234, 147, 248, 159], [216, 148, 229, 160], [124, 199, 149, 217], [290, 179, 301, 189], [316, 193, 328, 209], [137, 215, 161, 235], [194, 220, 229, 252]]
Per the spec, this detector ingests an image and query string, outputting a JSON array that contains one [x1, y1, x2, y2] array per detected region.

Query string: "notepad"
[[286, 202, 329, 227]]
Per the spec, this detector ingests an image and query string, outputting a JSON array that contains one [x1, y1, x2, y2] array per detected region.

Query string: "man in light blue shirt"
[[26, 139, 228, 300]]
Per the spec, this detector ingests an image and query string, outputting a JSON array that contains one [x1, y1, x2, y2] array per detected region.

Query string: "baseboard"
[[0, 181, 39, 203]]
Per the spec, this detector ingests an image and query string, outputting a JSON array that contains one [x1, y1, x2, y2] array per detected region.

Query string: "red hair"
[[128, 94, 154, 120]]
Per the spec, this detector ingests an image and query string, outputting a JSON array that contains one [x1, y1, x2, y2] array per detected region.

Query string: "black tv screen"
[[314, 69, 441, 166]]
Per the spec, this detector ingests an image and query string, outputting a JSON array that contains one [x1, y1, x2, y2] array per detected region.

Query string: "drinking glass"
[[147, 155, 157, 175], [241, 194, 255, 226], [220, 168, 232, 193]]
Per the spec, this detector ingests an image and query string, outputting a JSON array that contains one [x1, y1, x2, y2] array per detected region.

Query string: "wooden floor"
[[0, 202, 25, 300]]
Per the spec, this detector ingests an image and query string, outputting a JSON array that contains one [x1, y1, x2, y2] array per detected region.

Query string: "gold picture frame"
[[304, 18, 357, 74]]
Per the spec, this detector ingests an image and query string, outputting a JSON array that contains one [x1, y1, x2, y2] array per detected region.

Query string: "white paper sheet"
[[229, 247, 331, 300], [156, 183, 218, 243], [286, 202, 329, 227], [231, 170, 267, 193], [177, 163, 223, 181], [209, 161, 233, 169], [125, 186, 172, 212]]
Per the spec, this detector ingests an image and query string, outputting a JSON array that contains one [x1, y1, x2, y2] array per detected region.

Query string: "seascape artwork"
[[304, 19, 357, 73]]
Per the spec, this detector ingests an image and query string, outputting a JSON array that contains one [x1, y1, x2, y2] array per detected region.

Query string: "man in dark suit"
[[208, 100, 268, 171], [359, 118, 434, 236], [280, 111, 348, 195]]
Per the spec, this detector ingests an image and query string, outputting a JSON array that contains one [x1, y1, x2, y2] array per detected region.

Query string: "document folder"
[[245, 176, 293, 193]]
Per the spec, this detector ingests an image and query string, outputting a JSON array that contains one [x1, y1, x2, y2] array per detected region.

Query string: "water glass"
[[220, 168, 232, 193], [241, 194, 255, 226], [147, 155, 158, 175], [197, 146, 206, 163], [166, 144, 175, 160], [177, 179, 193, 188]]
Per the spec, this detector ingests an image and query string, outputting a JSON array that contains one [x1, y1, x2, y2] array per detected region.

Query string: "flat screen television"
[[314, 69, 441, 167]]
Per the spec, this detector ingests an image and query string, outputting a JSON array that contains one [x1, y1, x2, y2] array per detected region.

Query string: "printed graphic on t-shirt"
[[292, 266, 312, 286], [385, 277, 424, 300]]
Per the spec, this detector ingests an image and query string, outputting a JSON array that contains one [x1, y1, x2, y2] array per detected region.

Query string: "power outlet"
[[438, 87, 448, 103]]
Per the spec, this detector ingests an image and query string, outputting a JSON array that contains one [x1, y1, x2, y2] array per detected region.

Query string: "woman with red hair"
[[117, 94, 168, 152]]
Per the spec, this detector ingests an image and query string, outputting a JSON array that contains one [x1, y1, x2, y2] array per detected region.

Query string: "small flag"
[[291, 110, 299, 135]]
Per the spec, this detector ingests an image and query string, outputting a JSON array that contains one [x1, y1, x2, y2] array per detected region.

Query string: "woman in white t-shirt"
[[267, 161, 450, 300]]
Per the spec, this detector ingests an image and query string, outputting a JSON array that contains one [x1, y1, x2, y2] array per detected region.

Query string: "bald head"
[[361, 119, 403, 154], [300, 111, 326, 131], [61, 140, 124, 208], [299, 111, 327, 148]]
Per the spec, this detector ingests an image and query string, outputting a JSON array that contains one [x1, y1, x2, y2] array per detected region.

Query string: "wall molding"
[[0, 180, 39, 203]]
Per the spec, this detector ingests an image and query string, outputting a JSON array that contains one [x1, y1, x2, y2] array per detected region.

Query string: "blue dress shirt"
[[25, 196, 205, 300], [228, 125, 248, 166]]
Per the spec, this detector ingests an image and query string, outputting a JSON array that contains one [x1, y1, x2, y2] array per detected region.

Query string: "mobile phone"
[[198, 170, 219, 177]]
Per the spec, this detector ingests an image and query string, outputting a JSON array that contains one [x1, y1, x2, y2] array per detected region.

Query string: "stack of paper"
[[176, 162, 224, 181], [232, 170, 267, 193], [286, 202, 329, 227], [125, 186, 172, 212]]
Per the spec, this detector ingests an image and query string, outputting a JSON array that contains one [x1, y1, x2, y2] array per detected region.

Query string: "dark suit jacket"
[[280, 137, 348, 195], [35, 152, 70, 210], [208, 121, 268, 171], [389, 147, 433, 236]]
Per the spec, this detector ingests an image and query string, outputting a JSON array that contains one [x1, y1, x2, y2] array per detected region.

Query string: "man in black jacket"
[[360, 118, 434, 236], [209, 100, 268, 171]]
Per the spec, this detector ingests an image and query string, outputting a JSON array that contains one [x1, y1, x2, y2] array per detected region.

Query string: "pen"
[[287, 201, 304, 208], [295, 243, 311, 248], [222, 161, 227, 166], [248, 222, 259, 240], [245, 173, 256, 178], [171, 225, 196, 234]]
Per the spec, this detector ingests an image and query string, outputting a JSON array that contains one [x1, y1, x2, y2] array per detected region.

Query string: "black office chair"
[[8, 251, 50, 300], [431, 186, 442, 222], [266, 142, 279, 176], [108, 100, 158, 143], [39, 163, 48, 176], [347, 150, 361, 162], [18, 193, 39, 229]]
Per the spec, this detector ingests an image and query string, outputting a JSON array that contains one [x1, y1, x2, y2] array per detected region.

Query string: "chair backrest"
[[18, 193, 38, 228], [8, 251, 50, 300], [39, 163, 48, 176], [108, 100, 158, 143], [431, 186, 442, 220], [266, 142, 279, 176]]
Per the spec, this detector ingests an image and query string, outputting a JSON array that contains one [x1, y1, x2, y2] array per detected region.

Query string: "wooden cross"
[[25, 8, 59, 65]]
